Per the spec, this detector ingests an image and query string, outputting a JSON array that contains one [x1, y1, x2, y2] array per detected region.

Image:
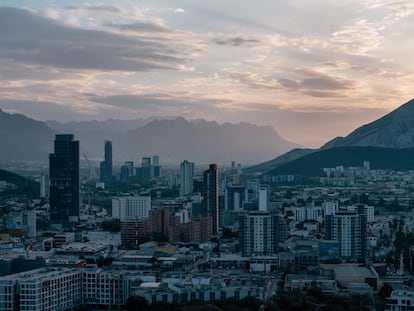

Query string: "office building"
[[49, 134, 79, 227], [239, 211, 280, 257], [152, 155, 161, 178], [202, 164, 219, 235], [141, 157, 151, 184], [325, 210, 367, 259], [180, 160, 195, 196], [100, 140, 113, 183]]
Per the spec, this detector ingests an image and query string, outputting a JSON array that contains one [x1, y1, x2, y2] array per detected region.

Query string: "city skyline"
[[1, 1, 414, 147]]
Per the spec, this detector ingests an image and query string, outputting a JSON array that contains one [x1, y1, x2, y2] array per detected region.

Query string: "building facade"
[[180, 160, 195, 197], [325, 210, 367, 259], [49, 134, 80, 227], [239, 212, 280, 257], [202, 164, 219, 235], [100, 140, 113, 183]]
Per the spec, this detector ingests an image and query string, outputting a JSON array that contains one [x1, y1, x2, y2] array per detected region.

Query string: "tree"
[[126, 296, 149, 311]]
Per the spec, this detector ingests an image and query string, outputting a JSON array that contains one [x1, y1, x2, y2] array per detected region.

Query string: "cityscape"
[[1, 1, 414, 311]]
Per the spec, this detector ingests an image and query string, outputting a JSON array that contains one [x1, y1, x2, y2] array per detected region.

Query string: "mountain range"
[[248, 98, 414, 175], [0, 109, 298, 165]]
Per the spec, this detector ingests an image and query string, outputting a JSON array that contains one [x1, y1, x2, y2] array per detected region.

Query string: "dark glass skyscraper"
[[202, 164, 219, 235], [49, 134, 80, 227], [100, 140, 113, 183]]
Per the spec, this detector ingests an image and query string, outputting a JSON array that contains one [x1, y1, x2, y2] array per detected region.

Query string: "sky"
[[0, 1, 413, 148]]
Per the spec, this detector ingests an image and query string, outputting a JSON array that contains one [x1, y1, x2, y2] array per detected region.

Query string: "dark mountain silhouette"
[[322, 98, 414, 149], [0, 108, 54, 161], [0, 168, 40, 198], [266, 146, 414, 178], [249, 98, 414, 174]]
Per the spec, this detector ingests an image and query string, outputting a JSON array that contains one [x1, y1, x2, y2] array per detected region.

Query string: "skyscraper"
[[100, 140, 112, 183], [141, 157, 151, 184], [49, 134, 79, 227], [180, 160, 195, 196], [152, 155, 161, 178], [202, 164, 219, 235]]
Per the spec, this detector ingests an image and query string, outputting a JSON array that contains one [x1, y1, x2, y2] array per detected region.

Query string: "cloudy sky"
[[1, 1, 413, 147]]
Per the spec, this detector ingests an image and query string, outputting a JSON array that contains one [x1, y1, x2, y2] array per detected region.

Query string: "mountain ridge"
[[0, 109, 298, 164]]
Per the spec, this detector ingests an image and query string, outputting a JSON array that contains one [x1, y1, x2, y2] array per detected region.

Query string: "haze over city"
[[1, 0, 414, 147]]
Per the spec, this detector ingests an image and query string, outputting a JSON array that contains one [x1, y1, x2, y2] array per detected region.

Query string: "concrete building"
[[0, 268, 82, 311], [325, 210, 367, 259], [239, 212, 280, 257], [385, 290, 414, 311], [180, 160, 195, 196], [112, 196, 151, 221], [258, 186, 269, 212]]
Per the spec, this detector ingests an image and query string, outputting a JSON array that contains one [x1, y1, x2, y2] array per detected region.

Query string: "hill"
[[323, 98, 414, 149], [266, 146, 414, 178], [0, 109, 54, 161], [0, 169, 40, 198]]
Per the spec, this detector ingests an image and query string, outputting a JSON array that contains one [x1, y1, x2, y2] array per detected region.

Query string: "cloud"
[[64, 5, 122, 14], [227, 68, 355, 97], [214, 35, 261, 47], [104, 21, 171, 33], [0, 7, 188, 72]]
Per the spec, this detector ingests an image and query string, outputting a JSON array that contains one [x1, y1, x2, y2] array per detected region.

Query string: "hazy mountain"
[[266, 146, 414, 178], [322, 98, 414, 149], [46, 118, 156, 133], [0, 109, 53, 161], [1, 109, 298, 164], [116, 117, 299, 164]]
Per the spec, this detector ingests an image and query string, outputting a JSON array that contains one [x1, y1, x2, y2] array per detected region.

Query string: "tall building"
[[258, 186, 269, 212], [239, 211, 280, 257], [39, 174, 49, 198], [141, 157, 151, 184], [49, 134, 79, 227], [180, 160, 195, 196], [325, 210, 367, 259], [100, 140, 113, 183], [202, 164, 219, 235], [224, 185, 247, 211], [152, 155, 161, 178]]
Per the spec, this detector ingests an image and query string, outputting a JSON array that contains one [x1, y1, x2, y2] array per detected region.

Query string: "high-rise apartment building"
[[258, 186, 269, 212], [49, 134, 79, 227], [239, 211, 280, 257], [224, 185, 247, 211], [202, 164, 218, 235], [180, 160, 195, 196], [325, 210, 367, 259], [112, 196, 151, 221], [100, 140, 113, 183]]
